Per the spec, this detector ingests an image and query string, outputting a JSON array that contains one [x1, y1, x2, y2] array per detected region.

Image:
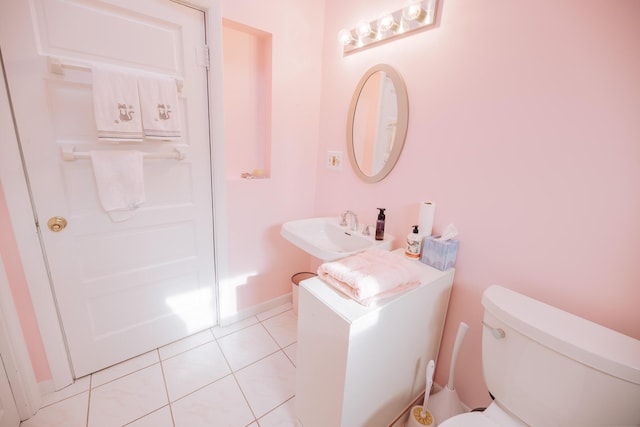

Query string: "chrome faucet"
[[340, 210, 359, 231]]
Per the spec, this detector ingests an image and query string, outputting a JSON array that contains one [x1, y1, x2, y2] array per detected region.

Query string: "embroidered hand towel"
[[92, 67, 143, 142], [138, 75, 182, 141], [90, 150, 145, 222]]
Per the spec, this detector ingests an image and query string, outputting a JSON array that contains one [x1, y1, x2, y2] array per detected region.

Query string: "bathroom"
[[0, 0, 639, 425]]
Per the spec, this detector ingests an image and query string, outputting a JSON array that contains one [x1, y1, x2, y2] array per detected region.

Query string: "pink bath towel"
[[317, 249, 424, 306]]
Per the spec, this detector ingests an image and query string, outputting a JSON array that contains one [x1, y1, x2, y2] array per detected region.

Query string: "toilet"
[[440, 285, 640, 427]]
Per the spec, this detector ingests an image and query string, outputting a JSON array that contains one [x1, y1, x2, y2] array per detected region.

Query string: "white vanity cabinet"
[[295, 259, 454, 427]]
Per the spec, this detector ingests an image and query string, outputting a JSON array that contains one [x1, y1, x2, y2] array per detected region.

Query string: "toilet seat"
[[438, 403, 528, 427], [438, 411, 498, 427]]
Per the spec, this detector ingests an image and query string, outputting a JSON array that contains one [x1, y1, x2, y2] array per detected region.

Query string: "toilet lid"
[[438, 411, 499, 427]]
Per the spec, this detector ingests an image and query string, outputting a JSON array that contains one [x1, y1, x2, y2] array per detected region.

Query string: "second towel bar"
[[61, 147, 186, 161], [47, 56, 185, 92]]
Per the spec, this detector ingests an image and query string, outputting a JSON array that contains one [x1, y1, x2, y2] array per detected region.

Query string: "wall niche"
[[222, 19, 272, 180]]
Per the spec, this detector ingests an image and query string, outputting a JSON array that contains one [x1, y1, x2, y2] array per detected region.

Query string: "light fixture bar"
[[339, 0, 436, 55]]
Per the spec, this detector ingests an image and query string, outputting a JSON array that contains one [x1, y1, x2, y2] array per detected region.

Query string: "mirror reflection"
[[347, 64, 408, 183], [352, 71, 397, 176]]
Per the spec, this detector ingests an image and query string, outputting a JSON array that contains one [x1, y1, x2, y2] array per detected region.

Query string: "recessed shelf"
[[222, 19, 272, 180]]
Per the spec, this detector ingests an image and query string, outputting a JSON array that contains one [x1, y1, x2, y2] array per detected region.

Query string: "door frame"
[[0, 257, 39, 420], [0, 0, 227, 392]]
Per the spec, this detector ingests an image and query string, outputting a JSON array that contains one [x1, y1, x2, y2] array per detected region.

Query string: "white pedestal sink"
[[280, 217, 393, 261]]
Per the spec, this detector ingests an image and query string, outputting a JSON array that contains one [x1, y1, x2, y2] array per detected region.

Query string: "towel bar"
[[47, 56, 185, 92], [61, 147, 186, 161]]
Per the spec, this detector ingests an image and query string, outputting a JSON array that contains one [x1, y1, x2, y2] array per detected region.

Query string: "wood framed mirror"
[[346, 64, 409, 183]]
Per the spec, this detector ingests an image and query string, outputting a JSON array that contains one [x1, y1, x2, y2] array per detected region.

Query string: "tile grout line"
[[260, 309, 297, 348], [255, 395, 296, 427], [254, 312, 298, 424], [159, 330, 216, 363], [157, 348, 177, 427], [159, 335, 234, 408], [258, 320, 282, 351], [213, 338, 259, 425], [85, 374, 93, 427], [260, 311, 298, 368], [211, 317, 260, 340], [89, 349, 161, 390]]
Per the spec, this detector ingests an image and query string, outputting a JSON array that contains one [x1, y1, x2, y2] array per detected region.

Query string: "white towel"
[[92, 67, 143, 142], [317, 249, 424, 306], [138, 75, 182, 141], [90, 151, 145, 222]]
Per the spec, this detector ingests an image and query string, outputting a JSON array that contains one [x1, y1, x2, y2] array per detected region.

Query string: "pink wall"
[[316, 0, 640, 408], [220, 0, 325, 318], [223, 19, 272, 178]]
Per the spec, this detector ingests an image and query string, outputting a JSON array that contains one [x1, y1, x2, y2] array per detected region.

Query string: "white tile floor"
[[21, 304, 299, 427]]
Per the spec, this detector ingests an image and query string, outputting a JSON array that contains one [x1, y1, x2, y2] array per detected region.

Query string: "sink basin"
[[280, 217, 393, 261]]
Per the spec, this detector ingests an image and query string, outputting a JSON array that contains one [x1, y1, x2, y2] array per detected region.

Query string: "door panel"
[[33, 0, 183, 73], [0, 0, 217, 377]]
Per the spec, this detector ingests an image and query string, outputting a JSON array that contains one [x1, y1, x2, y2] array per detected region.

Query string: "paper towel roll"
[[419, 201, 435, 237]]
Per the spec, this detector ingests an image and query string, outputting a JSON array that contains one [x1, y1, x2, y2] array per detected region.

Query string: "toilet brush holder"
[[406, 359, 436, 427], [429, 322, 469, 423], [406, 405, 435, 427], [429, 386, 464, 424]]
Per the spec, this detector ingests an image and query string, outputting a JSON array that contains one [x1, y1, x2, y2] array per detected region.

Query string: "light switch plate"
[[327, 151, 343, 170]]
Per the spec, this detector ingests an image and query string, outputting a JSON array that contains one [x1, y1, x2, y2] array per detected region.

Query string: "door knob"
[[47, 216, 67, 232]]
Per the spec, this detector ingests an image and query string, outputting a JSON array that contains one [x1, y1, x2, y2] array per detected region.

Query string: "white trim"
[[0, 257, 40, 419], [0, 36, 74, 391], [169, 0, 229, 329], [196, 0, 229, 327], [220, 294, 292, 327]]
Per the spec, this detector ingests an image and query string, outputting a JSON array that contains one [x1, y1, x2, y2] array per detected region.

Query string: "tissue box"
[[421, 236, 459, 270]]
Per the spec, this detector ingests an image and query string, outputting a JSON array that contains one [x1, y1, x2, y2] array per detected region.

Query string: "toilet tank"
[[480, 285, 640, 427]]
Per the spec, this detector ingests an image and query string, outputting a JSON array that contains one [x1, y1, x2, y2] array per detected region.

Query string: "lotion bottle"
[[405, 225, 421, 259], [375, 208, 386, 241]]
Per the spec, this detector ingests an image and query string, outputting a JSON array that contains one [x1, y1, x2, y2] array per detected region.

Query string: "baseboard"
[[218, 293, 293, 326]]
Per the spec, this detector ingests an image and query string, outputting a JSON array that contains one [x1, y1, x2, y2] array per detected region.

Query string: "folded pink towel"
[[317, 249, 424, 306]]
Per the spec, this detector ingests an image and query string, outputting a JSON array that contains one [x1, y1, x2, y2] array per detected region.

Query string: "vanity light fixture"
[[339, 0, 437, 55]]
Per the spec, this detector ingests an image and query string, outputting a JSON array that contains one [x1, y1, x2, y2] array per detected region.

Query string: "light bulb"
[[377, 14, 397, 33], [338, 29, 354, 45], [356, 21, 373, 39], [403, 2, 425, 22]]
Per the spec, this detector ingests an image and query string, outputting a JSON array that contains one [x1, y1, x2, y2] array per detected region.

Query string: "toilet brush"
[[429, 322, 469, 424], [406, 360, 436, 427]]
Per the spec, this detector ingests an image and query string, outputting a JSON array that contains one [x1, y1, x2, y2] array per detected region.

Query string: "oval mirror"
[[347, 64, 408, 183]]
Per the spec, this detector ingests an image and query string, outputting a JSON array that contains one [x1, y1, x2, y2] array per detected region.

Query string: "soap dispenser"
[[375, 208, 386, 241], [405, 225, 421, 259]]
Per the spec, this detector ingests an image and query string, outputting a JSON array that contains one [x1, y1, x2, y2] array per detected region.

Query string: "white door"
[[0, 0, 217, 377]]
